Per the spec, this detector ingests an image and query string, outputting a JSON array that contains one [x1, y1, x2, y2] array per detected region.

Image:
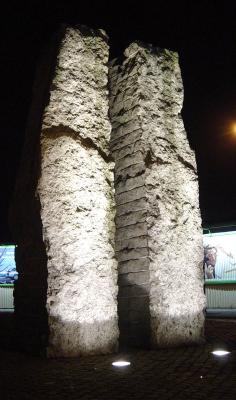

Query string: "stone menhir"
[[109, 42, 206, 348], [10, 26, 119, 356]]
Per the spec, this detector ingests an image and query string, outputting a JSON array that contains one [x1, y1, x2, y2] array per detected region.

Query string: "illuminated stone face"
[[12, 27, 205, 356], [109, 43, 206, 347], [37, 27, 119, 357]]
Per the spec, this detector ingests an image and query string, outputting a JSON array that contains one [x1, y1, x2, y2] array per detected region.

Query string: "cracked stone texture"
[[109, 42, 206, 348], [42, 26, 111, 157], [12, 26, 119, 357]]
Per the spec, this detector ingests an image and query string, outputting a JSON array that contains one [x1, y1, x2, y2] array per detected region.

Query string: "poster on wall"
[[0, 245, 17, 284], [203, 231, 236, 280]]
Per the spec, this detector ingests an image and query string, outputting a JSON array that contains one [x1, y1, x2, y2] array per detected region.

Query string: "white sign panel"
[[203, 231, 236, 280]]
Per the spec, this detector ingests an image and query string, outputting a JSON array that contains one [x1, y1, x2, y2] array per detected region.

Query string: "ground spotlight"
[[112, 361, 131, 367], [211, 350, 230, 356]]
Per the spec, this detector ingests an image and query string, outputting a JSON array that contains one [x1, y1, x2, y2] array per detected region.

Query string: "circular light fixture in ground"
[[112, 361, 131, 367], [211, 350, 230, 356]]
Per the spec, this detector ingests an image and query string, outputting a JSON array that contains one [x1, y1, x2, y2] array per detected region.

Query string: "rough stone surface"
[[11, 26, 119, 357], [11, 28, 205, 355], [109, 42, 206, 348]]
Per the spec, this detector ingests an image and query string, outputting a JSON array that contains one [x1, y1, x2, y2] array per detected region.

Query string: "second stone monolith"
[[109, 42, 206, 348]]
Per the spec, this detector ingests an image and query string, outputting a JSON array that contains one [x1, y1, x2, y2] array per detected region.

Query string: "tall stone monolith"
[[109, 42, 206, 348], [11, 26, 119, 357]]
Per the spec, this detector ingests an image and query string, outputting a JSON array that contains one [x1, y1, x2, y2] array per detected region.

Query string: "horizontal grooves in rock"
[[112, 139, 143, 160], [116, 149, 143, 163], [115, 174, 145, 194], [115, 236, 148, 252], [116, 222, 147, 241], [116, 209, 146, 228], [109, 99, 141, 117], [119, 257, 149, 274], [116, 198, 146, 216], [111, 135, 141, 151], [110, 55, 151, 349], [115, 161, 144, 172], [116, 245, 148, 263], [110, 121, 141, 141], [118, 271, 150, 286], [116, 71, 140, 85], [115, 186, 146, 205], [115, 195, 146, 208], [118, 293, 150, 299], [119, 269, 149, 275], [115, 164, 146, 181], [109, 103, 140, 119]]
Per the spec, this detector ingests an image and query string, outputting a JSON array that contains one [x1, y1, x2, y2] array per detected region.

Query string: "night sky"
[[1, 1, 236, 242]]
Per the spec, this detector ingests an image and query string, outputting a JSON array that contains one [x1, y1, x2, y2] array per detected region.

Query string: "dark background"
[[1, 1, 236, 242]]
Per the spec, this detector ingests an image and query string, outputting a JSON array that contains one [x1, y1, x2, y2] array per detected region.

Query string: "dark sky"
[[1, 1, 236, 242]]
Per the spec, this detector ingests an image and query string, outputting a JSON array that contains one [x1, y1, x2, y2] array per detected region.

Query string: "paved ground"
[[1, 314, 236, 400]]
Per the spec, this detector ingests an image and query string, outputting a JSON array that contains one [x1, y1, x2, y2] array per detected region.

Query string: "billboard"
[[0, 245, 17, 284], [203, 231, 236, 280]]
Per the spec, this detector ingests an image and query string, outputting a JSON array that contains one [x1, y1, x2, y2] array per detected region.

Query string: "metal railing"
[[0, 284, 14, 309], [205, 281, 236, 308]]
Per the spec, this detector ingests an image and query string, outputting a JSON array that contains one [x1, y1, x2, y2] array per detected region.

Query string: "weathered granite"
[[11, 28, 205, 354], [109, 42, 206, 348], [11, 26, 119, 357]]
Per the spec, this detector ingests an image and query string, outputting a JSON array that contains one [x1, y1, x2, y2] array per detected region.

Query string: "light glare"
[[230, 122, 236, 138], [232, 123, 236, 135], [211, 350, 230, 356], [112, 361, 131, 367]]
